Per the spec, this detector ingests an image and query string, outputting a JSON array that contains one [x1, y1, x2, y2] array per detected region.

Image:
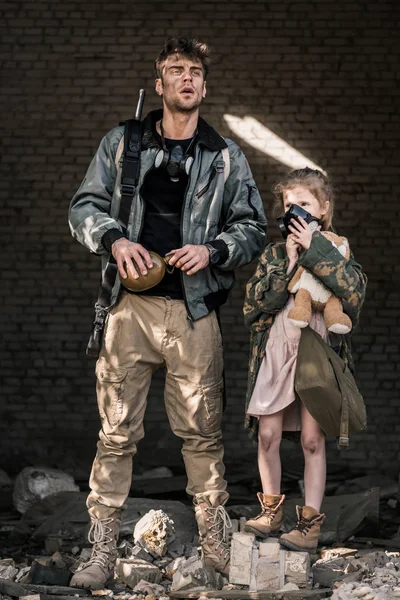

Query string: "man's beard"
[[164, 93, 202, 113]]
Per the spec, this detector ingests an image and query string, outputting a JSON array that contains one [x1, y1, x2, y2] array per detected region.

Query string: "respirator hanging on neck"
[[154, 120, 197, 182]]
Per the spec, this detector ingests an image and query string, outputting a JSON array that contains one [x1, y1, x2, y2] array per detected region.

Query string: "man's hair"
[[272, 167, 335, 230], [154, 36, 211, 80]]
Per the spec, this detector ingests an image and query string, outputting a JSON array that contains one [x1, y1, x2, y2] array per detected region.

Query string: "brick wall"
[[1, 0, 399, 481]]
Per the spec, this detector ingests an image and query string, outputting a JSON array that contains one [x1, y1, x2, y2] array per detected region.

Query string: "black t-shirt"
[[139, 129, 195, 299]]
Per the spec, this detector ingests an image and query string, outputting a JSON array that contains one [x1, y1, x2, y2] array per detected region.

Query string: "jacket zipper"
[[180, 150, 197, 326], [196, 167, 217, 199]]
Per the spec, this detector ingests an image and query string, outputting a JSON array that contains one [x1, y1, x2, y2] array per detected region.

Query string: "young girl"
[[243, 167, 367, 552]]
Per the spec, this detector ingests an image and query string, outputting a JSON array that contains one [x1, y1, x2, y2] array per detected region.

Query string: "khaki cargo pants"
[[87, 292, 227, 510]]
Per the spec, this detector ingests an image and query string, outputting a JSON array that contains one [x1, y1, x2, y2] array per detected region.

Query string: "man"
[[69, 36, 267, 588]]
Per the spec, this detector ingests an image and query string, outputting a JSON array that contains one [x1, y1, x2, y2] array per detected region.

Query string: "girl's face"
[[283, 185, 329, 221]]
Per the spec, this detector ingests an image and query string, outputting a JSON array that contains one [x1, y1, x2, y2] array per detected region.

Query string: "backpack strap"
[[115, 136, 124, 167], [221, 147, 230, 183]]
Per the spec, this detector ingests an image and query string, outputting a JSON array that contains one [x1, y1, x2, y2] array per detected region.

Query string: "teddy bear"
[[287, 231, 352, 334]]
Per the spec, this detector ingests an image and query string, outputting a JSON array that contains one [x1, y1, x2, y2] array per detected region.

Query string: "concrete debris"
[[279, 582, 300, 591], [229, 532, 309, 590], [13, 467, 80, 514], [0, 558, 19, 580], [129, 543, 155, 563], [115, 558, 162, 589], [132, 580, 166, 595], [170, 556, 219, 591], [133, 510, 175, 558]]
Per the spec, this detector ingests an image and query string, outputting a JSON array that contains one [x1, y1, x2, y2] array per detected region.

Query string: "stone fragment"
[[115, 558, 162, 589], [133, 509, 175, 557], [13, 467, 79, 514], [133, 580, 166, 596], [130, 543, 154, 562], [167, 538, 186, 557], [171, 556, 217, 591], [0, 558, 19, 580], [79, 548, 92, 562], [279, 582, 300, 591], [15, 566, 31, 583], [284, 551, 311, 589], [229, 532, 255, 585]]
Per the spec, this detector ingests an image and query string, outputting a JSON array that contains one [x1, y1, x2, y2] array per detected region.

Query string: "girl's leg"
[[244, 411, 285, 538], [300, 403, 326, 511], [258, 411, 284, 494]]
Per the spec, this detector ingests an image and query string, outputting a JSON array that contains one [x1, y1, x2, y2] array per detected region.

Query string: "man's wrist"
[[205, 240, 229, 265], [101, 229, 126, 253]]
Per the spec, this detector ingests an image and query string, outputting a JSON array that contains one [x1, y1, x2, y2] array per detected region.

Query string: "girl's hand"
[[286, 234, 300, 274], [288, 216, 314, 250], [286, 234, 300, 262]]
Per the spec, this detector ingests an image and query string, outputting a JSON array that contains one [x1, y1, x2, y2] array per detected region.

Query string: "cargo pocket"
[[95, 363, 128, 427], [200, 379, 223, 435]]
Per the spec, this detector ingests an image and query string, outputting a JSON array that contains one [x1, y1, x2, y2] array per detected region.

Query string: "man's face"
[[155, 54, 207, 112]]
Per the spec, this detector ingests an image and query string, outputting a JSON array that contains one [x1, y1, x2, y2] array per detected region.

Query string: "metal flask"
[[120, 251, 172, 292]]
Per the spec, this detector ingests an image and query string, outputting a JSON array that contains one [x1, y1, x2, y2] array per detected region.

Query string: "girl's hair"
[[272, 167, 335, 230]]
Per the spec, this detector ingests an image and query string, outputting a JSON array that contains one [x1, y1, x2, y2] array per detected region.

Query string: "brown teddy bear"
[[288, 232, 352, 334]]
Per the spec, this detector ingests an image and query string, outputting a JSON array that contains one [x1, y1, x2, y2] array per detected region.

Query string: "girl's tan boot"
[[279, 505, 325, 552], [244, 493, 285, 538]]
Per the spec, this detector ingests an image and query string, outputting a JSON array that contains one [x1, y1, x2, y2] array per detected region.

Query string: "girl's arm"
[[243, 243, 292, 330], [298, 230, 367, 328]]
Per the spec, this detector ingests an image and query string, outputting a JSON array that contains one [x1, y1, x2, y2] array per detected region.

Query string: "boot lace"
[[294, 517, 313, 536], [79, 517, 115, 570], [257, 503, 279, 523], [205, 505, 232, 558]]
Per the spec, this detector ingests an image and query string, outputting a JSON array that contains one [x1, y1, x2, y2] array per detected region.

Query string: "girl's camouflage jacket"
[[243, 230, 368, 441]]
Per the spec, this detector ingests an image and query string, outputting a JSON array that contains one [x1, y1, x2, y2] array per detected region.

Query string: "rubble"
[[170, 556, 219, 591], [132, 580, 166, 595], [0, 559, 19, 581], [1, 464, 400, 599], [133, 510, 175, 558], [115, 558, 162, 588], [230, 532, 309, 591], [13, 468, 80, 514]]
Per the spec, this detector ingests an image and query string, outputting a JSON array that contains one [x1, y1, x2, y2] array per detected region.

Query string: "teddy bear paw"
[[288, 318, 309, 328], [328, 323, 351, 334]]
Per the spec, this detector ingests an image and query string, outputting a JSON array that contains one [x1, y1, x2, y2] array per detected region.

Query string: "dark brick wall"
[[1, 0, 399, 480]]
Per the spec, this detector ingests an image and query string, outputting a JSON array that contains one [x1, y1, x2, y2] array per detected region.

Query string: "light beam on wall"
[[223, 115, 326, 174]]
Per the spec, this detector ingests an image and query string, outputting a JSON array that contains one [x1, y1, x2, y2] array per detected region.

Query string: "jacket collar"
[[141, 109, 227, 151]]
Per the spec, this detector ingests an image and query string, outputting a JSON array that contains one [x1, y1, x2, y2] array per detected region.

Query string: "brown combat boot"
[[194, 491, 231, 577], [70, 506, 122, 589], [279, 505, 325, 553], [244, 493, 285, 538]]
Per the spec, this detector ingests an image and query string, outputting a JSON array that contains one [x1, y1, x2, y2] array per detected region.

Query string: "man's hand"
[[112, 238, 153, 280], [166, 244, 210, 275]]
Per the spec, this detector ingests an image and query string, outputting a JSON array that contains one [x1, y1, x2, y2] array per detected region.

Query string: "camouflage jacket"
[[243, 231, 367, 441]]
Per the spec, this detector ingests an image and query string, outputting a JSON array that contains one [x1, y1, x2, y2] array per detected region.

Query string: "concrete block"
[[255, 558, 283, 591], [259, 538, 281, 561], [229, 532, 255, 585], [284, 550, 311, 588], [115, 558, 162, 589], [171, 556, 217, 591]]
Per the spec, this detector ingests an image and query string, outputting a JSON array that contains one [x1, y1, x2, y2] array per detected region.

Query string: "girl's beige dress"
[[247, 295, 328, 430]]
